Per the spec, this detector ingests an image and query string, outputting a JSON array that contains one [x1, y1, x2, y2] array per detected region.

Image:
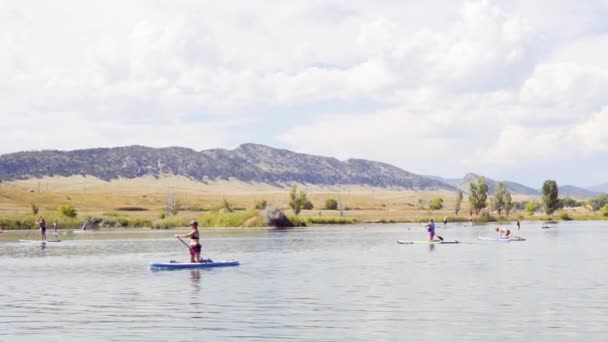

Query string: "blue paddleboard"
[[149, 260, 240, 270]]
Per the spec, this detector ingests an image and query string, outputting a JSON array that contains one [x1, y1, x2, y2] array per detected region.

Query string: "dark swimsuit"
[[190, 233, 201, 255]]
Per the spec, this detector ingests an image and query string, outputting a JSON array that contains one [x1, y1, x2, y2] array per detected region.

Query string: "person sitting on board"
[[425, 219, 437, 241], [176, 220, 204, 263], [496, 227, 511, 239], [37, 217, 47, 241]]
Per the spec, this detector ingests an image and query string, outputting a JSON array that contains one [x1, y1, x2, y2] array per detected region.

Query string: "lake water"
[[1, 222, 608, 341]]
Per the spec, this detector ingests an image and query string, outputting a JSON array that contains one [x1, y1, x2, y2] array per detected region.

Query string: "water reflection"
[[190, 270, 201, 290]]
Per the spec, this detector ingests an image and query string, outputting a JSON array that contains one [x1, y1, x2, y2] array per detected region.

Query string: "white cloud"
[[1, 0, 608, 185]]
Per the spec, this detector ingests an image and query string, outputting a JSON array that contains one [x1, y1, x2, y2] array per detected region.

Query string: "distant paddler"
[[424, 219, 443, 241], [496, 227, 511, 239], [37, 217, 47, 241]]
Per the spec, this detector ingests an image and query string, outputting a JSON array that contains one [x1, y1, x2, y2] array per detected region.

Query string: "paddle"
[[176, 236, 192, 250]]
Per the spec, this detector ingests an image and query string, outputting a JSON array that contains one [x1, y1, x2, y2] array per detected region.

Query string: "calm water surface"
[[1, 222, 608, 341]]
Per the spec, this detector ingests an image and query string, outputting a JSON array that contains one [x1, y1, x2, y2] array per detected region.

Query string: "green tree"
[[454, 191, 463, 214], [468, 177, 488, 214], [490, 182, 510, 216], [588, 194, 608, 211], [31, 203, 39, 215], [541, 180, 560, 215], [525, 202, 539, 216], [289, 185, 310, 215], [58, 204, 78, 218], [504, 191, 513, 216], [429, 197, 444, 210], [325, 199, 338, 210]]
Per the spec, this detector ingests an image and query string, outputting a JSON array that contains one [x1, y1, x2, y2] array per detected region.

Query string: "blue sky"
[[1, 0, 608, 187]]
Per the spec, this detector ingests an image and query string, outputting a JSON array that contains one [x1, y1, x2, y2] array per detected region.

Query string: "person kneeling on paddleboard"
[[496, 227, 511, 239], [425, 219, 436, 241], [176, 220, 203, 263]]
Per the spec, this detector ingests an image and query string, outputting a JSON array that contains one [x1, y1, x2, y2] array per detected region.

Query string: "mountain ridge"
[[0, 144, 456, 191]]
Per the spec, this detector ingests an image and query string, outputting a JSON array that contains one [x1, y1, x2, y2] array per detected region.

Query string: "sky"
[[1, 0, 608, 188]]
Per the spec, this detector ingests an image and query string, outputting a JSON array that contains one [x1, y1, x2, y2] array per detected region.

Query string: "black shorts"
[[190, 244, 202, 256]]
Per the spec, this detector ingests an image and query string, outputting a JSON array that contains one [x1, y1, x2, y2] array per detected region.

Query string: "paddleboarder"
[[53, 220, 59, 233], [516, 220, 520, 230], [425, 219, 436, 241], [176, 220, 203, 263], [37, 217, 47, 241], [496, 227, 511, 239]]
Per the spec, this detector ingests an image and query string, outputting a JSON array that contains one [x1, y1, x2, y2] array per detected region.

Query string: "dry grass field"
[[0, 175, 596, 228]]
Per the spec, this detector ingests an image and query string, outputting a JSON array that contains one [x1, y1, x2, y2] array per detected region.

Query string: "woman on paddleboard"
[[496, 227, 511, 238], [425, 219, 436, 241], [176, 220, 202, 263], [37, 217, 47, 241]]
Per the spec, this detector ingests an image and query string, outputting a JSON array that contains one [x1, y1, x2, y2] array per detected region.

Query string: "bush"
[[152, 216, 191, 229], [31, 203, 39, 215], [198, 210, 261, 227], [114, 206, 148, 211], [559, 212, 573, 221], [307, 216, 356, 224], [58, 204, 78, 218], [525, 202, 539, 216], [429, 197, 444, 210], [255, 200, 268, 210], [263, 207, 294, 228], [476, 211, 496, 222], [325, 199, 338, 210], [303, 200, 314, 210], [602, 204, 608, 217], [589, 195, 608, 211], [222, 199, 233, 212]]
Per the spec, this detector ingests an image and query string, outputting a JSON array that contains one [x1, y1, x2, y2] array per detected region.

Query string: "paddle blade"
[[436, 235, 444, 241]]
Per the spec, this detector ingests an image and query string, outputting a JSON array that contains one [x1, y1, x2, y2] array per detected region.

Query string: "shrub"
[[114, 206, 148, 211], [31, 203, 39, 215], [255, 200, 268, 210], [325, 199, 338, 210], [559, 212, 573, 221], [302, 200, 314, 210], [152, 216, 191, 229], [307, 216, 356, 224], [602, 204, 608, 217], [263, 207, 294, 228], [222, 199, 233, 212], [289, 185, 310, 215], [476, 211, 496, 222], [589, 195, 608, 211], [429, 197, 444, 210], [525, 202, 539, 216], [198, 210, 261, 227], [58, 204, 78, 218]]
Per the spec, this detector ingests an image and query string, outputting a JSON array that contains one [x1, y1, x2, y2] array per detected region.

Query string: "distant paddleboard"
[[19, 240, 61, 243], [397, 240, 460, 244], [477, 236, 526, 242]]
